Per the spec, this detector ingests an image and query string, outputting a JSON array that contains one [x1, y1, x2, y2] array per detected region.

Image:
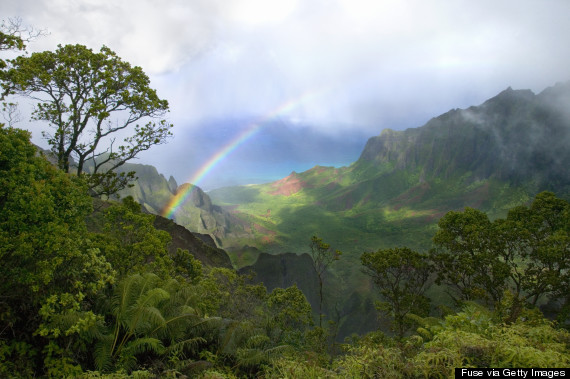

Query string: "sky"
[[3, 0, 570, 190]]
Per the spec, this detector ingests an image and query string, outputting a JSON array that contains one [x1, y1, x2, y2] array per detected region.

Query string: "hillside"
[[204, 83, 570, 338], [109, 83, 570, 339], [86, 198, 233, 269], [110, 83, 570, 259], [114, 162, 257, 248], [209, 82, 570, 256]]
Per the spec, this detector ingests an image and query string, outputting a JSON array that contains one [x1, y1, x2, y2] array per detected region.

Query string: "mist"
[[4, 0, 570, 187]]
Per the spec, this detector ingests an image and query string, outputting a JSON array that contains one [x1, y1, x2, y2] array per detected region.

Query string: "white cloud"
[[3, 0, 570, 185], [4, 0, 222, 74], [223, 0, 300, 26]]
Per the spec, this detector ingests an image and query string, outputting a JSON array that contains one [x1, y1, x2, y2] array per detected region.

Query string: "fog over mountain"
[[5, 0, 570, 190]]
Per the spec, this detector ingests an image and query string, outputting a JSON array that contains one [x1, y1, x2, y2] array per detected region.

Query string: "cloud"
[[4, 0, 570, 186], [4, 0, 223, 74]]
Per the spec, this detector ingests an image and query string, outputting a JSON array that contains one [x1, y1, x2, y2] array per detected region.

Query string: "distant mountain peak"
[[167, 175, 178, 193], [357, 83, 570, 192], [485, 86, 535, 105]]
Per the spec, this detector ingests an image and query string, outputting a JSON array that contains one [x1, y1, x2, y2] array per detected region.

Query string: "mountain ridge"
[[110, 82, 569, 265], [209, 82, 570, 255], [107, 82, 570, 339], [357, 83, 570, 192]]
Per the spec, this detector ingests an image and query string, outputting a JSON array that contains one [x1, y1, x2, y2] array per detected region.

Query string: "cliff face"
[[116, 163, 174, 214], [152, 215, 233, 269], [114, 162, 255, 248], [238, 251, 380, 339], [238, 252, 320, 313], [357, 83, 570, 194]]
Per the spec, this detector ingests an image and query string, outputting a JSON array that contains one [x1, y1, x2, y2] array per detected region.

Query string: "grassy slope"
[[207, 84, 570, 337], [209, 164, 536, 338], [209, 164, 530, 259]]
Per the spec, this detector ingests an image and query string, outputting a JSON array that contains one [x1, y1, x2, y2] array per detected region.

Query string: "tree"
[[92, 196, 174, 278], [0, 17, 46, 70], [361, 247, 431, 339], [430, 193, 570, 320], [266, 285, 312, 345], [429, 207, 509, 305], [1, 18, 46, 128], [0, 125, 114, 376], [309, 235, 341, 327], [2, 44, 172, 195], [493, 191, 570, 320]]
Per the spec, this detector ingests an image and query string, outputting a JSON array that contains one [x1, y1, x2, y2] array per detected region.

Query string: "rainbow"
[[161, 88, 326, 219]]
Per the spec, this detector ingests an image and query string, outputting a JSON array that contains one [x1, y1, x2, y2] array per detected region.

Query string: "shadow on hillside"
[[209, 185, 262, 205]]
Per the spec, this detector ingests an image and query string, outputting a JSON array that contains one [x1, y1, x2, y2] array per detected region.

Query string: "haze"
[[4, 0, 570, 189]]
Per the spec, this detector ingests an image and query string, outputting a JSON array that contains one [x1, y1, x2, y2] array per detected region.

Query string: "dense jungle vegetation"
[[1, 22, 569, 378], [1, 123, 570, 378]]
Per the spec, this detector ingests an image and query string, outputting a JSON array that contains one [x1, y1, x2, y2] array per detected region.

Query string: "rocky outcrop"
[[153, 215, 232, 268]]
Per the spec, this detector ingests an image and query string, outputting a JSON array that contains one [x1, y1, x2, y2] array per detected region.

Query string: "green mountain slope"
[[114, 162, 256, 247], [206, 83, 570, 338], [209, 83, 570, 257], [113, 82, 569, 338]]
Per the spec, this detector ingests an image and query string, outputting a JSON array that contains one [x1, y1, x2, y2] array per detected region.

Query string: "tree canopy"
[[2, 43, 172, 195], [430, 191, 570, 320], [361, 247, 431, 339]]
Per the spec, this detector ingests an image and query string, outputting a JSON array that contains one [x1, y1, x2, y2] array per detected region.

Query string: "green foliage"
[[334, 344, 407, 379], [412, 306, 570, 375], [202, 268, 268, 321], [430, 192, 570, 319], [361, 247, 431, 338], [309, 235, 341, 327], [92, 196, 174, 278], [0, 125, 115, 376], [497, 191, 570, 316], [430, 207, 508, 304], [172, 248, 204, 284], [78, 370, 154, 378], [267, 285, 313, 345], [211, 319, 288, 376], [0, 17, 43, 73], [92, 273, 215, 374], [0, 20, 25, 54], [302, 326, 333, 367], [2, 43, 173, 195], [263, 357, 338, 379], [0, 340, 36, 378], [328, 306, 570, 378]]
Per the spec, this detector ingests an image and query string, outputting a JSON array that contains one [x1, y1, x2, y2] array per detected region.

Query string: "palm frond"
[[94, 334, 115, 372], [122, 337, 165, 356], [167, 336, 207, 355]]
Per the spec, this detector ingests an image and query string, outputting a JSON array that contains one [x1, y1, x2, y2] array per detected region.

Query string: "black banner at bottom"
[[455, 368, 569, 378]]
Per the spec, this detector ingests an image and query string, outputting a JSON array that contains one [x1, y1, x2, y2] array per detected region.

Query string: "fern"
[[235, 344, 290, 369], [120, 337, 165, 357], [94, 334, 115, 372], [91, 273, 221, 374]]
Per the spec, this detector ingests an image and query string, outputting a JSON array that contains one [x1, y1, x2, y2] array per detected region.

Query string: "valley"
[[3, 7, 570, 375], [116, 82, 570, 339]]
